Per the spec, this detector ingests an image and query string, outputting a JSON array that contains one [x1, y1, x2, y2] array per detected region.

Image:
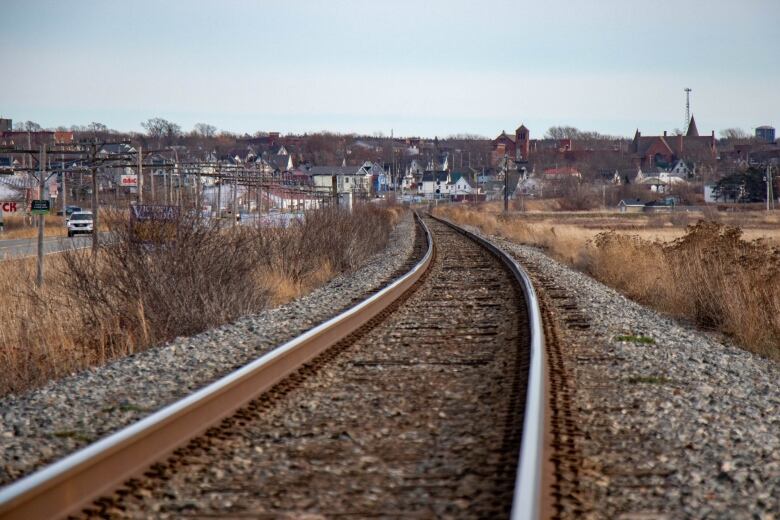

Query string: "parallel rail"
[[0, 213, 547, 520]]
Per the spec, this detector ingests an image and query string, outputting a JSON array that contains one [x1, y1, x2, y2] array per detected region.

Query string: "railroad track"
[[0, 213, 547, 519]]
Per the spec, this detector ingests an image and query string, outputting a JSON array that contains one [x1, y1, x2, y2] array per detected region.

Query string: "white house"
[[449, 172, 474, 195], [420, 171, 450, 199], [309, 165, 373, 194]]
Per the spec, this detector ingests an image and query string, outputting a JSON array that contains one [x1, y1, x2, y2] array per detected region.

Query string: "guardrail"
[[0, 214, 434, 520], [429, 214, 546, 520]]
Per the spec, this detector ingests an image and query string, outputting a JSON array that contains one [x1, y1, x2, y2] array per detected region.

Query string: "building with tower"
[[629, 115, 716, 169], [491, 124, 530, 164]]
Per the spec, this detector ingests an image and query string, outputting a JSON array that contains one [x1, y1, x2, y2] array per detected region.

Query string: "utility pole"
[[150, 158, 155, 203], [767, 164, 775, 211], [503, 153, 509, 213], [197, 164, 202, 215], [137, 146, 143, 204], [61, 153, 67, 219], [216, 164, 222, 219], [36, 144, 46, 288], [232, 170, 238, 226], [90, 143, 99, 253]]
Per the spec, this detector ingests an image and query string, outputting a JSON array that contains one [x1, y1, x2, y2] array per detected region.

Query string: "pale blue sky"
[[1, 0, 778, 138]]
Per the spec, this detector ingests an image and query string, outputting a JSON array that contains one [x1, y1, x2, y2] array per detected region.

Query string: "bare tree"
[[16, 121, 42, 132], [544, 126, 581, 140], [719, 128, 751, 140], [141, 117, 181, 146], [194, 123, 217, 138]]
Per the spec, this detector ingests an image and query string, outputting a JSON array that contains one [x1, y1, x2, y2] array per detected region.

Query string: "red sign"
[[1, 202, 19, 212], [121, 175, 138, 187]]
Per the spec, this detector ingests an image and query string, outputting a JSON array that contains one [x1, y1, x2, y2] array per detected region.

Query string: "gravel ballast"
[[483, 233, 780, 519], [0, 212, 418, 486]]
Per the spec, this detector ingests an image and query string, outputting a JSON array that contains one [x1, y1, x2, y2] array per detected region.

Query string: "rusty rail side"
[[0, 213, 434, 520]]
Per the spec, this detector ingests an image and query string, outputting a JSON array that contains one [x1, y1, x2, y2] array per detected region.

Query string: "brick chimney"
[[663, 130, 667, 137]]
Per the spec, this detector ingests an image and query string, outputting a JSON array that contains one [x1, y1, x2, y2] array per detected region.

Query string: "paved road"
[[0, 234, 94, 260]]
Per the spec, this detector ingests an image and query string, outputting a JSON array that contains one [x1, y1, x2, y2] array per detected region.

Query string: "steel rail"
[[430, 214, 546, 520], [0, 214, 434, 520]]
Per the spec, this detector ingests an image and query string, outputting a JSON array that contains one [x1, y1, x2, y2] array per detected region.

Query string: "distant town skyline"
[[1, 0, 777, 139]]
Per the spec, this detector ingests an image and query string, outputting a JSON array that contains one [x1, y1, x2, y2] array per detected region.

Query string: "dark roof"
[[686, 115, 699, 137], [495, 131, 516, 143], [619, 198, 648, 206], [307, 165, 364, 176], [265, 154, 290, 170]]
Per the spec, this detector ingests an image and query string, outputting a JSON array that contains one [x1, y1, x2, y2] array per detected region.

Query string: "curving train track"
[[0, 213, 547, 519]]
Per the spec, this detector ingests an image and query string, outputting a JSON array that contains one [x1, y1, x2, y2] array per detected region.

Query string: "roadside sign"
[[130, 204, 179, 244], [120, 174, 138, 187], [31, 200, 50, 215], [1, 202, 19, 213], [131, 204, 179, 221]]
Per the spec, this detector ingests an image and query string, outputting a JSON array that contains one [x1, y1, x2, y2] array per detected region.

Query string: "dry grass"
[[0, 204, 398, 396], [0, 215, 67, 239], [436, 204, 780, 359]]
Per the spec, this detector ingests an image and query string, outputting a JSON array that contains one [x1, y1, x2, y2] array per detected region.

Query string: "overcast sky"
[[1, 0, 778, 138]]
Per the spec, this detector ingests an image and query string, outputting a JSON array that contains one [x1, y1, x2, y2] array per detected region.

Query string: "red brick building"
[[491, 124, 530, 164], [630, 115, 716, 168]]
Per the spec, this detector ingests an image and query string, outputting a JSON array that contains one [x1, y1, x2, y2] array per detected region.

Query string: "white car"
[[67, 211, 94, 237]]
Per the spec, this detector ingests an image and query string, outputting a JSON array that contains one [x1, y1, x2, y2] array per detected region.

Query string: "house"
[[542, 166, 582, 180], [668, 159, 692, 177], [618, 198, 649, 213], [634, 169, 688, 193], [449, 172, 474, 195], [362, 162, 388, 193], [515, 175, 542, 197], [419, 171, 450, 199], [308, 164, 373, 194], [256, 154, 293, 175], [597, 169, 624, 185]]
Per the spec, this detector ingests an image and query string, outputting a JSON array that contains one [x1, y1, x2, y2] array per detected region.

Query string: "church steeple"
[[686, 115, 699, 137]]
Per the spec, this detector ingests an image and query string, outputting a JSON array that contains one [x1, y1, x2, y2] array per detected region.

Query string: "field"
[[0, 205, 400, 396], [435, 202, 780, 359], [1, 214, 68, 239]]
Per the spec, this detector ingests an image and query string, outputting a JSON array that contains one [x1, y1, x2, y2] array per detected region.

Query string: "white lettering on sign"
[[1, 202, 18, 212]]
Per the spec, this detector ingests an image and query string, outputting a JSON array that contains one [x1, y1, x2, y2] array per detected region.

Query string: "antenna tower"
[[684, 88, 692, 130]]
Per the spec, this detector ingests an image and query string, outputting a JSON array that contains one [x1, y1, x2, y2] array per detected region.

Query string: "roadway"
[[0, 234, 93, 260]]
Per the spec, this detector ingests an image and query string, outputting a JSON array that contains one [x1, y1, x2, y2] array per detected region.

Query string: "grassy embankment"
[[436, 203, 780, 359], [0, 204, 401, 396]]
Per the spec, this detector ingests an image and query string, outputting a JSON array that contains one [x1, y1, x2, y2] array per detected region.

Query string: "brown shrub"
[[588, 221, 780, 357], [0, 204, 397, 396]]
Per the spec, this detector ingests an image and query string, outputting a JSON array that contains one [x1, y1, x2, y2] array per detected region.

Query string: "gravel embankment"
[[480, 232, 780, 519], [0, 212, 418, 486]]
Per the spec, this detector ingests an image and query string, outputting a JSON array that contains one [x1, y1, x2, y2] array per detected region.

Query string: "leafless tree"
[[719, 128, 751, 140], [194, 123, 217, 138], [141, 117, 181, 147], [16, 120, 42, 132]]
